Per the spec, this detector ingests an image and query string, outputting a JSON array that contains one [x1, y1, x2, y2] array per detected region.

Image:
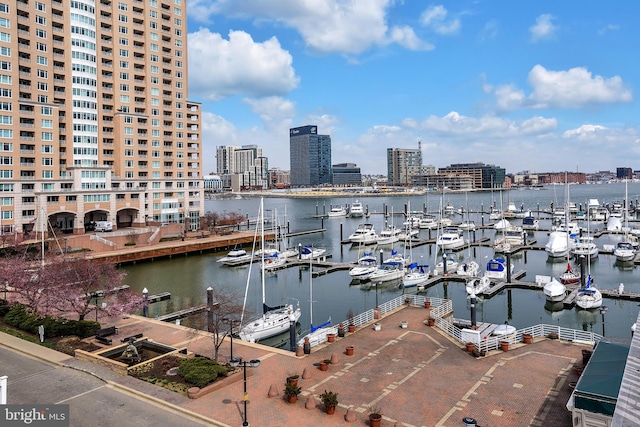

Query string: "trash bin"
[[582, 349, 592, 365], [462, 417, 477, 426]]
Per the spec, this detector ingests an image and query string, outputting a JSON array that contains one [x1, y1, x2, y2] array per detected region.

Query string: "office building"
[[332, 163, 361, 186], [289, 125, 332, 187], [215, 145, 269, 190], [3, 0, 203, 235]]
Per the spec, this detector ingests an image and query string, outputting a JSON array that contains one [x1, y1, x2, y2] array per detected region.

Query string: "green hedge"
[[4, 304, 100, 338], [178, 357, 230, 388]]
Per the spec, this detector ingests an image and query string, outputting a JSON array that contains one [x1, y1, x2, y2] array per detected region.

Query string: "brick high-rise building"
[[3, 0, 203, 235]]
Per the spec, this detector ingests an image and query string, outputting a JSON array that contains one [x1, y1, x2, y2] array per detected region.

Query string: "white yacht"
[[456, 260, 480, 277], [614, 241, 635, 262], [299, 245, 327, 260], [545, 231, 572, 259], [349, 201, 364, 217], [217, 247, 252, 266], [436, 227, 465, 250], [403, 263, 430, 288], [484, 257, 513, 281], [376, 225, 401, 245], [369, 261, 405, 283], [348, 252, 378, 280], [327, 206, 347, 218], [418, 215, 438, 230], [348, 223, 377, 245], [571, 236, 599, 259]]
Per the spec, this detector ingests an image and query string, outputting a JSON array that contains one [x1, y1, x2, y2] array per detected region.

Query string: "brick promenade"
[[93, 304, 582, 427]]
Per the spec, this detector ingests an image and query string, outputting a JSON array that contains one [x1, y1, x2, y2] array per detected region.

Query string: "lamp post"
[[229, 358, 261, 426], [600, 306, 608, 336], [93, 292, 99, 322], [223, 318, 241, 361]]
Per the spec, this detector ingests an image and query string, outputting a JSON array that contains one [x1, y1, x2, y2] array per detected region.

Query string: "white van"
[[94, 221, 113, 232]]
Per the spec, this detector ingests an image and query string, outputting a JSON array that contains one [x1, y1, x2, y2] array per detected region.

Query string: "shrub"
[[4, 305, 99, 338], [178, 357, 230, 388]]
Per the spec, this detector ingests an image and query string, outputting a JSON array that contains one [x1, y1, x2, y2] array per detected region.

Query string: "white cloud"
[[406, 111, 557, 137], [562, 124, 607, 139], [478, 20, 498, 42], [389, 26, 435, 51], [598, 24, 620, 35], [189, 0, 429, 55], [420, 5, 461, 35], [243, 96, 296, 134], [530, 14, 556, 42], [492, 65, 632, 110], [188, 28, 299, 101]]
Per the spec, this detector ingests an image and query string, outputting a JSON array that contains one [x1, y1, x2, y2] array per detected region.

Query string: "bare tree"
[[188, 285, 245, 362]]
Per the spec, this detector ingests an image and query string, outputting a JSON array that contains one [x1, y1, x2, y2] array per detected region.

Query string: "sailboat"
[[614, 180, 637, 262], [239, 198, 301, 343], [575, 274, 603, 310], [457, 193, 480, 277], [297, 256, 337, 348], [403, 201, 429, 288]]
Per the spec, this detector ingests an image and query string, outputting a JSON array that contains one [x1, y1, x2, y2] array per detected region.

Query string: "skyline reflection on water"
[[122, 182, 640, 344]]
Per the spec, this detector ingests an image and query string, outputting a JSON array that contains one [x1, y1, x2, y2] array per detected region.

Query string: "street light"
[[600, 306, 608, 336], [229, 358, 261, 426], [223, 318, 241, 361]]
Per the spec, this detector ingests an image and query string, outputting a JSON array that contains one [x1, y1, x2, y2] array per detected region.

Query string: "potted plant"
[[327, 332, 336, 342], [368, 406, 383, 427], [284, 382, 302, 404], [427, 318, 435, 327], [345, 345, 354, 356], [320, 390, 338, 415], [286, 373, 299, 387], [347, 309, 356, 333], [319, 359, 330, 371]]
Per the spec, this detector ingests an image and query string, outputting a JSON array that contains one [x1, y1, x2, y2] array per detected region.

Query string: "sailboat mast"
[[309, 255, 313, 327], [260, 198, 266, 313]]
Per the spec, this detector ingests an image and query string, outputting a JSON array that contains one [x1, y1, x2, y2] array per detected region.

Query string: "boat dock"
[[155, 304, 207, 322]]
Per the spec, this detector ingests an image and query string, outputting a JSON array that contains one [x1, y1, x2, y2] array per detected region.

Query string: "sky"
[[185, 1, 639, 176]]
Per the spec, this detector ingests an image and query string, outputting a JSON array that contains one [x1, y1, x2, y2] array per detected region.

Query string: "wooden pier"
[[155, 304, 207, 322]]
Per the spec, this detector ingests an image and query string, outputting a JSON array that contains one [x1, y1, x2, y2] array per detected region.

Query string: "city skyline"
[[186, 1, 639, 175]]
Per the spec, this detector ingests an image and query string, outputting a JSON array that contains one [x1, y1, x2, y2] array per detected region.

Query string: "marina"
[[121, 182, 640, 348]]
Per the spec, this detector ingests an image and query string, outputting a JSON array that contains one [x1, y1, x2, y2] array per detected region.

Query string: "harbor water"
[[121, 182, 640, 346]]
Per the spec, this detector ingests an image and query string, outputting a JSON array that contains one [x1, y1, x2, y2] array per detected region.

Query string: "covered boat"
[[543, 278, 566, 302]]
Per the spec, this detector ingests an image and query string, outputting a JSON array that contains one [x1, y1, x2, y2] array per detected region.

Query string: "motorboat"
[[418, 215, 438, 229], [377, 225, 401, 245], [495, 226, 526, 250], [489, 207, 502, 220], [348, 252, 378, 280], [436, 227, 465, 250], [614, 241, 635, 262], [403, 263, 430, 288], [437, 217, 453, 227], [522, 215, 539, 230], [217, 246, 252, 266], [299, 245, 327, 260], [349, 201, 364, 217], [493, 218, 511, 231], [553, 221, 580, 235], [543, 278, 566, 302], [239, 198, 302, 343], [348, 223, 377, 245], [571, 236, 598, 259], [559, 262, 581, 285], [443, 202, 455, 216], [465, 276, 490, 295], [545, 231, 573, 259], [484, 257, 513, 281], [369, 261, 405, 283], [456, 260, 480, 277], [327, 206, 347, 218], [397, 227, 419, 240], [434, 254, 458, 275], [459, 220, 476, 231], [575, 275, 603, 310]]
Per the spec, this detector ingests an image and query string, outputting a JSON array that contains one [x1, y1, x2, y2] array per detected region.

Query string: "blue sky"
[[186, 1, 638, 175]]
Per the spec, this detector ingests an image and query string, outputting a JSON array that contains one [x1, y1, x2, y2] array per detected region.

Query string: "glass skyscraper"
[[289, 125, 332, 187]]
